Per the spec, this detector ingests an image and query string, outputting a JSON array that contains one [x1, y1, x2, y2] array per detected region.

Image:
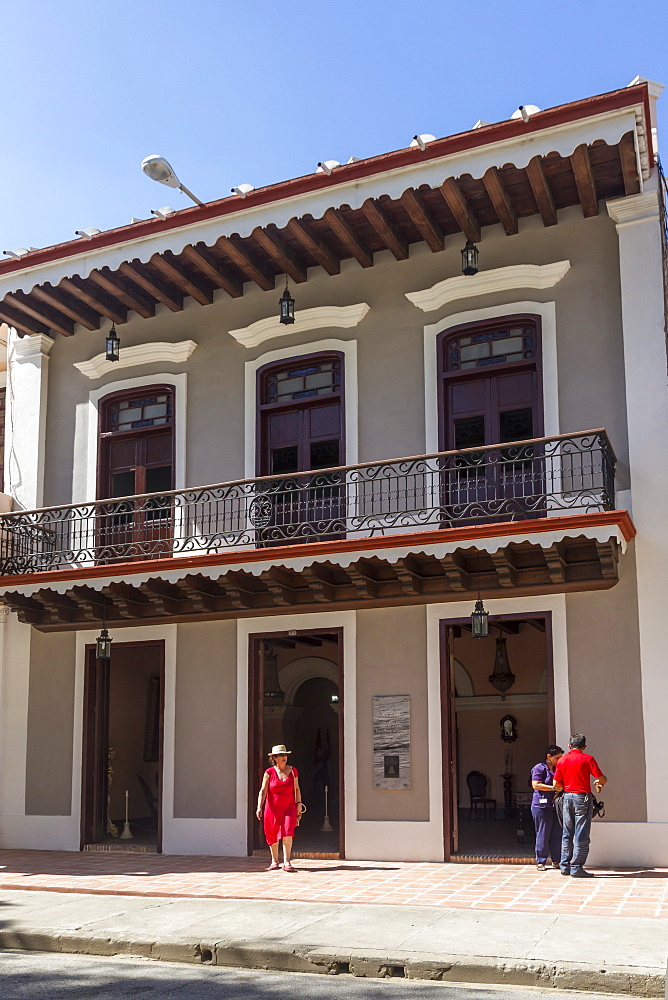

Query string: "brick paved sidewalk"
[[1, 849, 666, 918]]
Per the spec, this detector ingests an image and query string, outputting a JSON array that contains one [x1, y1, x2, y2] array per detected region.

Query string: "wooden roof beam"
[[252, 226, 308, 283], [32, 284, 101, 331], [482, 166, 518, 236], [399, 188, 444, 252], [59, 277, 128, 324], [216, 236, 275, 291], [3, 291, 75, 337], [361, 198, 409, 260], [525, 156, 558, 227], [151, 251, 215, 306], [0, 301, 50, 337], [286, 218, 340, 275], [181, 244, 243, 298], [89, 268, 156, 319], [323, 208, 373, 268], [618, 132, 641, 196], [119, 261, 185, 312], [570, 144, 599, 217], [440, 177, 481, 243]]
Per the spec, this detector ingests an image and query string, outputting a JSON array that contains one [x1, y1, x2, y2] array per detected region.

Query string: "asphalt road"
[[0, 950, 619, 1000]]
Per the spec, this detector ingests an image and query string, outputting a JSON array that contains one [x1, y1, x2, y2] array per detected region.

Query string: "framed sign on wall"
[[373, 694, 411, 790]]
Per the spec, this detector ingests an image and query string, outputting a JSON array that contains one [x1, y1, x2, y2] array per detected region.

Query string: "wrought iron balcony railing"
[[0, 430, 616, 575]]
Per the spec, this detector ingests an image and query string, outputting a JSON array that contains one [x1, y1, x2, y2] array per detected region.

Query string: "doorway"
[[440, 615, 554, 861], [81, 640, 164, 851], [248, 629, 343, 858]]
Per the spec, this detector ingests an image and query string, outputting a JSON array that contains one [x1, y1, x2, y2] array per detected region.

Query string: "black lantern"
[[96, 627, 112, 661], [471, 598, 489, 638], [279, 279, 295, 325], [105, 324, 120, 362], [263, 641, 284, 706], [461, 239, 479, 276], [489, 636, 516, 698]]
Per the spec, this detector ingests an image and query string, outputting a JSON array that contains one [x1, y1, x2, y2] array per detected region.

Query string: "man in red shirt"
[[553, 733, 607, 878]]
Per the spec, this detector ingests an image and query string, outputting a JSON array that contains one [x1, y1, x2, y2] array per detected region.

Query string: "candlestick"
[[120, 788, 134, 840], [320, 783, 333, 833]]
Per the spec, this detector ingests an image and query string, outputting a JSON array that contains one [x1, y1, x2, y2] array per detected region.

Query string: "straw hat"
[[268, 744, 292, 756]]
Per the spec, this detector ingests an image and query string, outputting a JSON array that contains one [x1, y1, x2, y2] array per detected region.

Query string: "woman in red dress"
[[256, 744, 304, 871]]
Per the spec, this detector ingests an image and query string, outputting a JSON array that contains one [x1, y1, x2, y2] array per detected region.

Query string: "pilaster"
[[607, 184, 668, 822], [6, 330, 53, 510]]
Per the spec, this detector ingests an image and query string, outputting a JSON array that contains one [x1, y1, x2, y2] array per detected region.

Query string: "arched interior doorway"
[[249, 631, 343, 858]]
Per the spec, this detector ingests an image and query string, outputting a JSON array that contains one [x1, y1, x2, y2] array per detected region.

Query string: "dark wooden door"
[[258, 358, 344, 543], [98, 393, 174, 559], [443, 370, 542, 520], [81, 649, 110, 846]]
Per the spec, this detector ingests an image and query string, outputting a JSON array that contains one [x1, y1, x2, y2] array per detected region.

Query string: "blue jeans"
[[560, 793, 593, 874], [532, 806, 561, 864]]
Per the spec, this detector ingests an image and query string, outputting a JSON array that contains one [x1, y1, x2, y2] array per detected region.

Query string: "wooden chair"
[[467, 771, 497, 819]]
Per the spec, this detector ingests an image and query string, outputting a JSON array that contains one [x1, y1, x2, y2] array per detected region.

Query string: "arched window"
[[98, 385, 175, 501], [257, 353, 344, 477], [438, 317, 542, 452]]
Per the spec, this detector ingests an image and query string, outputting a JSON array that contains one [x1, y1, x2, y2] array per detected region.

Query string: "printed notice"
[[373, 695, 411, 789]]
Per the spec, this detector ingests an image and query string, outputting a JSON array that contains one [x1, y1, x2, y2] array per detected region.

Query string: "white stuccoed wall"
[[5, 329, 52, 511], [607, 182, 668, 826]]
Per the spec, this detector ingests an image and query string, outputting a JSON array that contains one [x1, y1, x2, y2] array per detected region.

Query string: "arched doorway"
[[249, 631, 343, 858]]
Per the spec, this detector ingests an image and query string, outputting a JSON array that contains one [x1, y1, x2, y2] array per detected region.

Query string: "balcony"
[[0, 430, 617, 576], [0, 430, 632, 630]]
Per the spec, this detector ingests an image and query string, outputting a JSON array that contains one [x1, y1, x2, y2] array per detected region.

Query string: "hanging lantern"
[[279, 280, 295, 325], [471, 598, 489, 638], [489, 636, 516, 698], [96, 627, 113, 661], [263, 642, 284, 706], [105, 324, 120, 362], [461, 239, 479, 276]]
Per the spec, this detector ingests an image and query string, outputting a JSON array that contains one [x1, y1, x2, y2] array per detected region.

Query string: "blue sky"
[[1, 0, 666, 253]]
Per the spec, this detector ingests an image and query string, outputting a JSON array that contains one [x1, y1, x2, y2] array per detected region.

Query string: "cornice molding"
[[606, 191, 660, 226], [228, 303, 370, 349], [11, 333, 54, 361], [73, 339, 198, 379], [405, 261, 571, 312]]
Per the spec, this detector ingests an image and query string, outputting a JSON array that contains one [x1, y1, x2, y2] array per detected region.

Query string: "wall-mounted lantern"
[[500, 714, 518, 742]]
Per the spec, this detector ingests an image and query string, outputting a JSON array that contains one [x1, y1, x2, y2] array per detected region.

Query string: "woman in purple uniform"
[[531, 745, 564, 871]]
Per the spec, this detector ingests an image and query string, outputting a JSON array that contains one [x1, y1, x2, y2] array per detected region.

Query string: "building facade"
[[0, 78, 666, 865]]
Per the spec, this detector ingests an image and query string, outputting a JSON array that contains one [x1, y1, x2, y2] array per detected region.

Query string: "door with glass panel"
[[257, 355, 345, 544], [440, 320, 543, 523], [97, 388, 175, 561]]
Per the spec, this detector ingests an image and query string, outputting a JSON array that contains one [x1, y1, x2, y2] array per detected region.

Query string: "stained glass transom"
[[107, 393, 173, 433], [446, 325, 535, 371], [264, 359, 341, 404]]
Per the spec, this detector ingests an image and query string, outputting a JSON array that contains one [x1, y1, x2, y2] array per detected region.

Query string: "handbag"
[[592, 796, 605, 818]]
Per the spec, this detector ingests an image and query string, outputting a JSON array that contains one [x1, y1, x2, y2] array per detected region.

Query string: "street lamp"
[[141, 155, 204, 207]]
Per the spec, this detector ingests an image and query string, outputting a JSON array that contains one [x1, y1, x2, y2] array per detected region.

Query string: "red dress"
[[263, 765, 298, 845]]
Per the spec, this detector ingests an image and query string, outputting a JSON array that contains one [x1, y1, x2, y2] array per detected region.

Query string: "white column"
[[5, 330, 53, 510], [607, 184, 668, 822]]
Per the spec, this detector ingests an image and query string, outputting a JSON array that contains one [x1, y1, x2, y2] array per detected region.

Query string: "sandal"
[[283, 862, 296, 872], [267, 861, 280, 870]]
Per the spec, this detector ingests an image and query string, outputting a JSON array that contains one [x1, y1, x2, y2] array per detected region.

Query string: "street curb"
[[0, 928, 664, 996]]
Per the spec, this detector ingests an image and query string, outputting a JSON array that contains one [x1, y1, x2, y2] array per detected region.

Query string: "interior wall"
[[107, 644, 162, 822], [173, 620, 237, 819], [454, 626, 548, 808], [355, 605, 429, 821], [566, 542, 646, 821], [25, 629, 76, 816]]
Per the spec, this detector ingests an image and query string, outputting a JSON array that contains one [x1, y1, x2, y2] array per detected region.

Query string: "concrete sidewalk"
[[0, 889, 665, 996]]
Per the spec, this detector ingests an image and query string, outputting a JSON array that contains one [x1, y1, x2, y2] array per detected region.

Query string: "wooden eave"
[[0, 86, 649, 340], [0, 511, 634, 631]]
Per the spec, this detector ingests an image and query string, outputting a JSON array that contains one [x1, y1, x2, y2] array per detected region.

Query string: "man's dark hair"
[[569, 733, 587, 750], [546, 745, 563, 756]]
